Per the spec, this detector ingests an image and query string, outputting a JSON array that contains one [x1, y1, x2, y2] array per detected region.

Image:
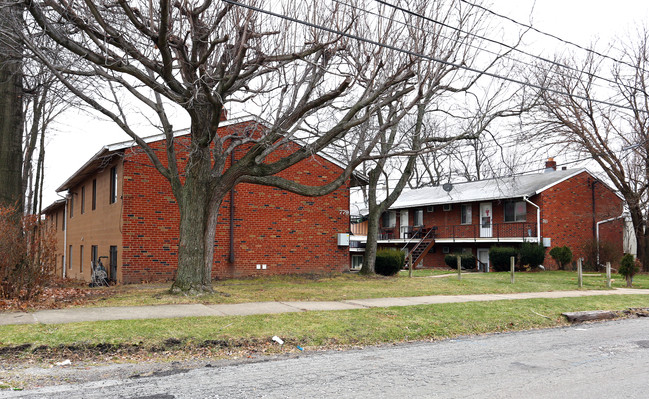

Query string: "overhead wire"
[[459, 0, 649, 77], [372, 0, 639, 95], [222, 0, 646, 113]]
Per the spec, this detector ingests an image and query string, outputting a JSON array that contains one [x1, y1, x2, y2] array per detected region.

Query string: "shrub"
[[619, 254, 640, 287], [549, 246, 573, 270], [375, 249, 404, 276], [582, 239, 622, 271], [0, 205, 57, 300], [489, 247, 518, 272], [519, 242, 546, 269], [444, 254, 477, 269]]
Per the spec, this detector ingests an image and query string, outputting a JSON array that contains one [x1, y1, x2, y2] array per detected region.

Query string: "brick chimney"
[[544, 157, 557, 173]]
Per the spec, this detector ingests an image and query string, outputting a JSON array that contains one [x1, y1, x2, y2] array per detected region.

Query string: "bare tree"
[[532, 30, 649, 270], [0, 0, 24, 214], [22, 58, 71, 215], [22, 0, 433, 293]]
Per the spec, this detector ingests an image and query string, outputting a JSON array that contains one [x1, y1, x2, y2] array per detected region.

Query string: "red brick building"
[[43, 118, 359, 283], [362, 160, 626, 271]]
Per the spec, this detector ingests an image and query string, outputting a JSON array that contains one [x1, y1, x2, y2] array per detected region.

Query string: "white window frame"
[[504, 200, 527, 222], [460, 204, 472, 225], [443, 204, 452, 211], [382, 211, 396, 228], [351, 255, 363, 270], [414, 209, 424, 226]]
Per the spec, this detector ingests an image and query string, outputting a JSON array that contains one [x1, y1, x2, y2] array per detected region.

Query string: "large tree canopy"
[[23, 0, 453, 292]]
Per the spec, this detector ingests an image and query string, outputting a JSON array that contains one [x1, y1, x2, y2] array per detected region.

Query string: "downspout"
[[523, 196, 541, 244], [229, 150, 235, 263], [58, 192, 69, 279], [596, 212, 626, 266]]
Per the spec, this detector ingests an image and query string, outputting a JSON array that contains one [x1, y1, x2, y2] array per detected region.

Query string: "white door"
[[480, 202, 492, 238], [400, 210, 409, 238], [477, 248, 490, 272]]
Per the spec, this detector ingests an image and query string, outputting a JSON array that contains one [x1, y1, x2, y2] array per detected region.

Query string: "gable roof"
[[390, 168, 602, 209], [57, 117, 368, 192]]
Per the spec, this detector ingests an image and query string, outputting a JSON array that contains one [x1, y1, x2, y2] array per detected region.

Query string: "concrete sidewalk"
[[1, 288, 648, 326]]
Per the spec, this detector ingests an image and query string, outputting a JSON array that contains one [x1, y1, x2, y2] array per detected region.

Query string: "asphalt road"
[[5, 318, 649, 399]]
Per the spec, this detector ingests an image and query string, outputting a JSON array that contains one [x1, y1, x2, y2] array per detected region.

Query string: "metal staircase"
[[402, 227, 436, 269]]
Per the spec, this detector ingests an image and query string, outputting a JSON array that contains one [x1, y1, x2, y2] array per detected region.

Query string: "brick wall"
[[120, 121, 350, 282], [538, 171, 623, 268]]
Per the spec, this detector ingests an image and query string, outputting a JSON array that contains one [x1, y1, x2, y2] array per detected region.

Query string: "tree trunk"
[[170, 112, 217, 294], [626, 275, 633, 288], [171, 176, 213, 294], [361, 210, 381, 274], [0, 0, 24, 213]]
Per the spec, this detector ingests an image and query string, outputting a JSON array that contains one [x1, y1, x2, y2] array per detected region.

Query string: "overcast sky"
[[40, 0, 649, 207]]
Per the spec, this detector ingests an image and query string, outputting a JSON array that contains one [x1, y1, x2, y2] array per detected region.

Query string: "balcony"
[[379, 222, 538, 243]]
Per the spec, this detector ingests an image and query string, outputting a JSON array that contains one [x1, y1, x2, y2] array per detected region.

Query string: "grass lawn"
[[84, 271, 649, 308], [1, 295, 648, 352]]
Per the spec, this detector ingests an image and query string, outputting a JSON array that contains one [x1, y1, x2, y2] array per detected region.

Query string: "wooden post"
[[457, 255, 461, 280], [408, 252, 413, 278], [510, 256, 515, 284], [606, 261, 611, 289], [577, 257, 583, 288]]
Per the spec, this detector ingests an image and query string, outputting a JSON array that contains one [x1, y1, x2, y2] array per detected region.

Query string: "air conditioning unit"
[[443, 204, 452, 211], [442, 246, 450, 254], [337, 233, 350, 246], [426, 205, 434, 212]]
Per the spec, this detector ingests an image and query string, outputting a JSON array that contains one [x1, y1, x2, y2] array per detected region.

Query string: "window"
[[382, 211, 396, 228], [461, 205, 472, 225], [81, 186, 86, 214], [443, 204, 452, 211], [62, 209, 65, 231], [504, 200, 527, 222], [414, 209, 424, 226], [91, 245, 98, 266], [55, 212, 58, 230], [109, 166, 117, 204], [80, 245, 84, 273], [426, 205, 434, 212], [68, 245, 73, 271], [109, 246, 118, 281], [351, 255, 363, 271], [69, 194, 74, 218], [92, 179, 97, 210]]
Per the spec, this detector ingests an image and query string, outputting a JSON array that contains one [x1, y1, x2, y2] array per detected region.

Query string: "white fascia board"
[[532, 168, 588, 194]]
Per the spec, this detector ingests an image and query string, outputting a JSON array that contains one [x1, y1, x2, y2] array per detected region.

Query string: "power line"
[[223, 0, 646, 113], [459, 0, 649, 77], [372, 0, 636, 95]]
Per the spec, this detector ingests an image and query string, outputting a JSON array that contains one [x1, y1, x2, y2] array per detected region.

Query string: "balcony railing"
[[380, 223, 537, 241]]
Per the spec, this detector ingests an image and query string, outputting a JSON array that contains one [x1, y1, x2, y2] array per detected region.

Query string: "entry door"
[[477, 248, 490, 272], [400, 210, 409, 238], [480, 202, 492, 238]]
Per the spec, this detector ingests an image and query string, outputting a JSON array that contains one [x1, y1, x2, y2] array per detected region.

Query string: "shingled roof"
[[390, 168, 603, 209]]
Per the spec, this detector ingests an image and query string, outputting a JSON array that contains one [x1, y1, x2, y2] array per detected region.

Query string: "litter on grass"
[[271, 336, 284, 345]]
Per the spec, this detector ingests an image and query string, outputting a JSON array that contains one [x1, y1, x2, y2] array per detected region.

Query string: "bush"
[[0, 205, 57, 300], [375, 249, 404, 276], [489, 247, 518, 272], [549, 246, 573, 270], [519, 242, 546, 269], [582, 239, 622, 271], [619, 254, 640, 287], [444, 254, 477, 269]]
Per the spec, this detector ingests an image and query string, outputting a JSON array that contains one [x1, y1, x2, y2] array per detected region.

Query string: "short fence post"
[[577, 258, 583, 288], [457, 255, 462, 280], [408, 252, 413, 278], [606, 261, 611, 289], [510, 256, 515, 284]]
